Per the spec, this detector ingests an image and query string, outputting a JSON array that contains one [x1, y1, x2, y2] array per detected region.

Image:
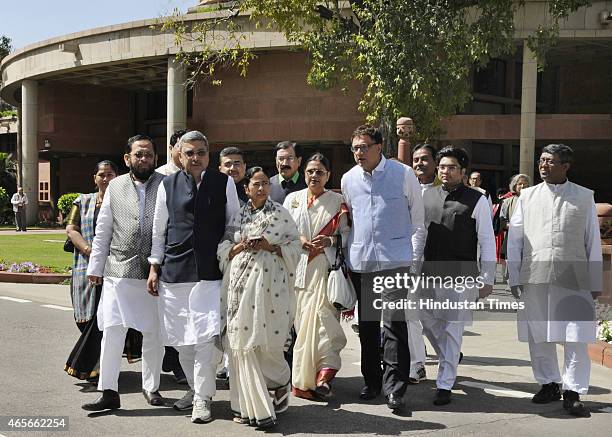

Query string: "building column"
[[167, 57, 187, 162], [519, 42, 537, 181], [21, 80, 38, 225]]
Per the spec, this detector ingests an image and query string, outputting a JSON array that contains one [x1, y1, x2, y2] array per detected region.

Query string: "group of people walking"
[[62, 122, 602, 428]]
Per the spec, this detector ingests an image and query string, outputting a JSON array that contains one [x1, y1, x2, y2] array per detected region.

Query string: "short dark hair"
[[304, 152, 331, 172], [542, 143, 573, 164], [275, 141, 302, 158], [351, 124, 383, 145], [412, 143, 437, 159], [220, 146, 244, 159], [243, 166, 270, 187], [126, 135, 156, 155], [95, 160, 119, 175], [436, 146, 470, 169], [170, 129, 190, 147]]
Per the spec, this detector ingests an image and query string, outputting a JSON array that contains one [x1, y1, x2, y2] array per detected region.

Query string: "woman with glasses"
[[218, 166, 301, 429], [283, 153, 350, 400], [64, 160, 142, 383]]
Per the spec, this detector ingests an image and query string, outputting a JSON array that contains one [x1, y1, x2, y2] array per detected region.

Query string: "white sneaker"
[[191, 398, 212, 423]]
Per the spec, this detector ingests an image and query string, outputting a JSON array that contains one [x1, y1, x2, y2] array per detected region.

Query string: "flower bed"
[[0, 260, 70, 284]]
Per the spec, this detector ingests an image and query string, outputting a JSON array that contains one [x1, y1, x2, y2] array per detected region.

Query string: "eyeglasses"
[[350, 143, 376, 153], [538, 158, 562, 166], [182, 149, 208, 158], [276, 155, 297, 162], [305, 169, 328, 177], [222, 160, 244, 168], [130, 151, 154, 160]]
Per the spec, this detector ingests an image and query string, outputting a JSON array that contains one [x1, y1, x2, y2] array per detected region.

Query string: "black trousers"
[[351, 269, 411, 397]]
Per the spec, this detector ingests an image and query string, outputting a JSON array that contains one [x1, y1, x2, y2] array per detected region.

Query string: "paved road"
[[0, 283, 610, 437]]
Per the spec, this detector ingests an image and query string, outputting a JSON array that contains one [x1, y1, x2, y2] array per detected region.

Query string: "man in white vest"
[[507, 143, 602, 418], [83, 135, 166, 411]]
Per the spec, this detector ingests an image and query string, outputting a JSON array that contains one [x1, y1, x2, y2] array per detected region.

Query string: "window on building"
[[39, 181, 50, 202]]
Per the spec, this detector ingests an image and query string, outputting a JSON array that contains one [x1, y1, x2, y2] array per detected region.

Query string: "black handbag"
[[63, 238, 75, 253]]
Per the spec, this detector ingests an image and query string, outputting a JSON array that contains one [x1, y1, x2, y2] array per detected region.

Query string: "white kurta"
[[148, 172, 240, 345], [507, 185, 601, 344], [88, 180, 160, 333]]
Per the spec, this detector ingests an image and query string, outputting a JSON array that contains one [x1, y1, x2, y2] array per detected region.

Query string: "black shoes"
[[532, 382, 561, 404], [433, 389, 452, 406], [142, 390, 165, 406], [82, 389, 120, 411], [386, 393, 404, 410], [563, 390, 591, 418], [359, 385, 381, 400]]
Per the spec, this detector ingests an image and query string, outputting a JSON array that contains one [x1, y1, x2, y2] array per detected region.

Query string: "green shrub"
[[57, 193, 80, 217]]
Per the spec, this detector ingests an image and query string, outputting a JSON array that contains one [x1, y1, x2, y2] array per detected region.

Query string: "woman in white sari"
[[284, 153, 350, 400], [217, 167, 301, 429]]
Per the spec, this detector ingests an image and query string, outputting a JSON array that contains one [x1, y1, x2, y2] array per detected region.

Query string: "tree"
[[0, 35, 13, 114], [163, 1, 591, 141]]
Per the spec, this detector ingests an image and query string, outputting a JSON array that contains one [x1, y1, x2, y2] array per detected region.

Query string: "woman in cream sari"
[[218, 167, 301, 429], [284, 153, 350, 400]]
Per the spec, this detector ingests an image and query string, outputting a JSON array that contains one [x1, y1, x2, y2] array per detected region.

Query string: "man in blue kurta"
[[341, 124, 425, 410]]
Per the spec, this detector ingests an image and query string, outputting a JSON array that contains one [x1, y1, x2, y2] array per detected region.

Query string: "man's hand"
[[478, 284, 493, 300], [510, 285, 522, 299], [87, 275, 102, 285], [147, 266, 159, 297]]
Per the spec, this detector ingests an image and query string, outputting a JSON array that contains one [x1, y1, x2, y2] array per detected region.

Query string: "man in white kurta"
[[83, 135, 165, 411], [148, 131, 239, 423], [409, 143, 443, 383], [507, 143, 602, 418], [417, 146, 496, 406]]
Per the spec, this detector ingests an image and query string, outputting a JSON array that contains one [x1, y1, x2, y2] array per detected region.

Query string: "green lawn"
[[0, 233, 72, 271]]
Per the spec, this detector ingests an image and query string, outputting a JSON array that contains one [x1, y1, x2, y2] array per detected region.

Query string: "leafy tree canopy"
[[0, 35, 10, 61], [163, 1, 591, 139]]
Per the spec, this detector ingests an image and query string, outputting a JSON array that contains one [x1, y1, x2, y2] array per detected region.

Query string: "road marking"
[[0, 296, 32, 303], [41, 304, 73, 311], [458, 381, 532, 398]]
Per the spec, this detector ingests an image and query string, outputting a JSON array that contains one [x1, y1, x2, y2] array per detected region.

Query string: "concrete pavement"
[[0, 282, 611, 437]]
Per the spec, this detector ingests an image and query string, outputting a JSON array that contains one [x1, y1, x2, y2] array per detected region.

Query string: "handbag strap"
[[330, 234, 344, 270]]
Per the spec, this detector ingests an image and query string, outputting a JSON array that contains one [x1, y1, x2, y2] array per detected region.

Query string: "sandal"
[[314, 381, 332, 398], [273, 383, 290, 414], [256, 417, 276, 429]]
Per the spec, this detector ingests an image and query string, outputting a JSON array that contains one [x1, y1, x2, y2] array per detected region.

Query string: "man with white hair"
[[147, 130, 240, 423]]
